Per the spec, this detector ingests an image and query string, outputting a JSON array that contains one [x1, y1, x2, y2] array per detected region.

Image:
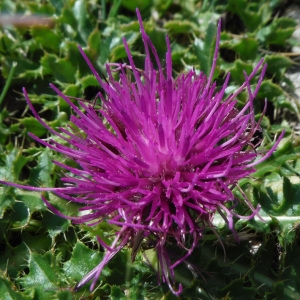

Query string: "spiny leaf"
[[0, 276, 33, 300], [18, 251, 62, 298], [30, 27, 61, 52], [63, 241, 103, 283], [0, 146, 29, 181]]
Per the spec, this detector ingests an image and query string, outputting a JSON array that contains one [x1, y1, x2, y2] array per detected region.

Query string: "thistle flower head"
[[1, 9, 283, 295]]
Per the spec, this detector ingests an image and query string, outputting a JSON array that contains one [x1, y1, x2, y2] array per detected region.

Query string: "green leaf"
[[194, 22, 217, 77], [282, 176, 300, 215], [264, 55, 292, 79], [63, 241, 102, 283], [282, 241, 300, 298], [227, 60, 254, 85], [60, 6, 77, 31], [121, 0, 151, 12], [164, 20, 197, 34], [19, 117, 47, 137], [19, 251, 60, 298], [30, 27, 61, 52], [227, 0, 269, 31], [62, 84, 81, 97], [41, 212, 70, 239], [10, 201, 30, 229], [0, 146, 29, 181], [27, 1, 55, 15], [254, 139, 300, 179], [0, 190, 14, 217], [28, 148, 54, 188], [16, 190, 46, 214], [257, 17, 297, 45], [110, 44, 128, 62], [72, 0, 94, 43], [232, 37, 258, 60], [81, 75, 100, 90], [41, 54, 77, 83], [88, 28, 102, 59], [107, 0, 122, 19], [257, 80, 293, 110], [0, 242, 29, 279], [111, 285, 126, 300], [0, 276, 33, 300]]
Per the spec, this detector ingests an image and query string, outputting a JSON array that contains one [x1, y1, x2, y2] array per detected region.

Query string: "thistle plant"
[[0, 9, 284, 295]]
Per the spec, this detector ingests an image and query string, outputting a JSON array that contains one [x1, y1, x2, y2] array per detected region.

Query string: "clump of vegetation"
[[0, 0, 299, 299]]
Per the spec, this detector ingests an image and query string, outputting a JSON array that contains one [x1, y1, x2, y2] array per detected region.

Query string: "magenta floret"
[[0, 9, 284, 295]]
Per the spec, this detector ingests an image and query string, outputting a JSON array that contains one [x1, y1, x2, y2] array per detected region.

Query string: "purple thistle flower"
[[0, 9, 284, 295]]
